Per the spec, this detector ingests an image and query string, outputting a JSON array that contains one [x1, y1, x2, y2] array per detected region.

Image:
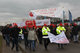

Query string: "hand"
[[37, 40, 39, 44], [60, 30, 62, 32], [48, 31, 50, 32], [36, 39, 39, 44], [63, 30, 64, 31]]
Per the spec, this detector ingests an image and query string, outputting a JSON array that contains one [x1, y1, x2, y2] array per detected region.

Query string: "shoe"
[[74, 41, 79, 43], [76, 41, 79, 43], [16, 49, 19, 52], [33, 49, 35, 52], [11, 48, 13, 50], [61, 47, 64, 49], [45, 48, 48, 50]]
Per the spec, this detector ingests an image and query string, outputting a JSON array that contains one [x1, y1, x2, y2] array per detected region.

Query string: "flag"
[[69, 10, 72, 23]]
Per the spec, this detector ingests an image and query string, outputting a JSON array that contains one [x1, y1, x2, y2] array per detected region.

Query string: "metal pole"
[[44, 16, 46, 19], [62, 10, 65, 26]]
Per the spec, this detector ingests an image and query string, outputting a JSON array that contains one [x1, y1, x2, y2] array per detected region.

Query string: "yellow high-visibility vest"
[[19, 29, 23, 34], [56, 26, 66, 34], [42, 26, 50, 35]]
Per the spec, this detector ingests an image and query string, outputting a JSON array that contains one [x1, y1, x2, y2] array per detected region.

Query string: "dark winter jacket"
[[22, 28, 28, 38], [3, 27, 11, 34], [11, 27, 20, 39], [72, 26, 79, 35]]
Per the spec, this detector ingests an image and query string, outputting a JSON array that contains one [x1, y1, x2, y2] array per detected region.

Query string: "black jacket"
[[11, 27, 20, 39], [22, 28, 28, 38], [36, 28, 42, 38], [3, 27, 11, 34], [72, 26, 79, 35]]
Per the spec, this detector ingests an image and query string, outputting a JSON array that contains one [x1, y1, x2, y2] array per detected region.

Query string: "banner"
[[31, 8, 56, 17], [48, 31, 69, 44], [35, 19, 50, 26], [77, 22, 80, 25], [19, 34, 24, 39], [30, 7, 67, 19]]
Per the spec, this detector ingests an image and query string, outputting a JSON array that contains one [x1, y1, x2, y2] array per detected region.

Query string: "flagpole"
[[62, 7, 65, 26], [44, 16, 46, 19]]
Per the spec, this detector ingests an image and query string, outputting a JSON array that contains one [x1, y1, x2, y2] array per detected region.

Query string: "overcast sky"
[[0, 0, 80, 22]]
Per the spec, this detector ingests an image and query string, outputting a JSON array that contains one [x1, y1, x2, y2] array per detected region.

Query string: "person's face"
[[61, 25, 63, 27], [43, 25, 47, 27], [14, 25, 18, 27], [30, 28, 33, 30], [7, 24, 9, 27]]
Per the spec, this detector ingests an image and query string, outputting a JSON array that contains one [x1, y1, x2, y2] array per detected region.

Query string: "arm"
[[35, 32, 39, 43]]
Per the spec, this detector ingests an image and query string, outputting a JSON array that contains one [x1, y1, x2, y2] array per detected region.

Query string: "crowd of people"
[[1, 23, 80, 52]]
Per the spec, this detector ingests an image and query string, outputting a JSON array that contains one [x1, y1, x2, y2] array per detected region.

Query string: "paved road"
[[2, 39, 80, 53], [19, 41, 80, 53], [2, 39, 22, 53], [0, 32, 2, 36]]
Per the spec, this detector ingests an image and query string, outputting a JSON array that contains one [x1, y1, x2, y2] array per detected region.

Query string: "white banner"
[[77, 22, 80, 25], [35, 19, 50, 26], [30, 7, 67, 19], [31, 8, 56, 17], [48, 31, 69, 44], [19, 34, 24, 39]]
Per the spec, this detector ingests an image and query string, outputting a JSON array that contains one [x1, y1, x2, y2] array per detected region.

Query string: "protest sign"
[[19, 34, 24, 39], [30, 7, 66, 19], [35, 19, 50, 26], [48, 31, 69, 44]]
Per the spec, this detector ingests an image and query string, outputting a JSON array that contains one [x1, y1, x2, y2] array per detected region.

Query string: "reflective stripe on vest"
[[42, 27, 50, 35], [56, 26, 66, 34]]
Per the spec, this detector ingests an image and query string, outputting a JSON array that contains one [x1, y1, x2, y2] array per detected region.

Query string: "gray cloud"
[[0, 0, 80, 23]]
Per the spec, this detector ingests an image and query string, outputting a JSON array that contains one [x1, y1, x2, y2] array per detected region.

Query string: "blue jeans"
[[5, 34, 10, 46], [28, 40, 36, 50]]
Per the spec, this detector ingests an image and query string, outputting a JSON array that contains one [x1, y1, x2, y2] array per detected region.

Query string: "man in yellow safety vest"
[[56, 23, 66, 49], [42, 24, 50, 50]]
